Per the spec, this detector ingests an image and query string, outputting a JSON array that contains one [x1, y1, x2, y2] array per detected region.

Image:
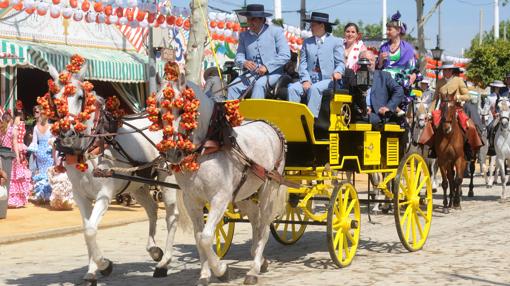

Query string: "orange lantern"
[[81, 0, 90, 12], [104, 5, 112, 16], [175, 16, 183, 27], [297, 38, 303, 45], [218, 34, 225, 42], [156, 14, 165, 24], [166, 15, 175, 25], [115, 7, 123, 17], [226, 21, 233, 30], [136, 9, 146, 22], [233, 22, 240, 32], [37, 8, 48, 16], [0, 0, 9, 9], [69, 0, 77, 8], [209, 20, 217, 28], [13, 3, 23, 11], [212, 33, 219, 40], [52, 0, 60, 4], [25, 7, 35, 14], [183, 19, 190, 30], [217, 21, 225, 29], [126, 8, 134, 21], [93, 2, 103, 13], [147, 13, 156, 23]]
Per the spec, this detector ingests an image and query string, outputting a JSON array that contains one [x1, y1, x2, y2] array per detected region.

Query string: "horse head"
[[414, 99, 427, 129], [479, 104, 491, 130], [44, 58, 101, 153], [153, 62, 214, 166], [440, 100, 456, 135], [499, 98, 510, 130]]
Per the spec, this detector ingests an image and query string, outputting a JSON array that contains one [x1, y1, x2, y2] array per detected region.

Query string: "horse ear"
[[48, 65, 59, 81], [74, 63, 88, 81]]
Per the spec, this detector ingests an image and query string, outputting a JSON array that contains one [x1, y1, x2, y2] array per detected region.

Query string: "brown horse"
[[435, 100, 467, 212]]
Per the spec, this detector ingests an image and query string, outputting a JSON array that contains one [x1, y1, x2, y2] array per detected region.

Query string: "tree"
[[465, 40, 510, 88], [332, 20, 384, 40], [416, 0, 443, 75], [470, 20, 510, 48], [185, 0, 208, 84]]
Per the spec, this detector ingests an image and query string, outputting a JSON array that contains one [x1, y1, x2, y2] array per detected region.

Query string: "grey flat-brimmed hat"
[[439, 61, 460, 70], [303, 12, 337, 26], [490, 80, 506, 88], [237, 4, 272, 18]]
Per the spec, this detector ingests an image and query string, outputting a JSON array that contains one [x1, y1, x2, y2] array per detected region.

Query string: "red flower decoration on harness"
[[225, 100, 244, 127], [164, 62, 180, 81], [64, 84, 77, 97], [59, 72, 72, 85], [48, 80, 60, 95]]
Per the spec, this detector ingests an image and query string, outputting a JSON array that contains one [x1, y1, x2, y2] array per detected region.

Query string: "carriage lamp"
[[431, 46, 443, 87], [356, 58, 373, 91]]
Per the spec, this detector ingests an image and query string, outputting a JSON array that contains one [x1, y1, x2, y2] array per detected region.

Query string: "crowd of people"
[[0, 101, 73, 210]]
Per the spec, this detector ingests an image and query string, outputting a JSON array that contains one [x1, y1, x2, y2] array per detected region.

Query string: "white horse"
[[488, 99, 510, 202], [48, 64, 179, 285], [156, 74, 287, 285]]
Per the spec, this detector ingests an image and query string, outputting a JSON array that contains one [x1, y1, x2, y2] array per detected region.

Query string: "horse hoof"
[[217, 265, 230, 282], [261, 258, 269, 273], [443, 208, 449, 214], [84, 278, 97, 286], [153, 267, 168, 278], [149, 246, 164, 262], [100, 259, 113, 277], [244, 275, 258, 285], [196, 278, 209, 286], [432, 188, 437, 194], [468, 191, 474, 197]]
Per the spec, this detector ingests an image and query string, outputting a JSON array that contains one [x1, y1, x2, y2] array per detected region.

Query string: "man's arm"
[[298, 42, 311, 83], [234, 34, 247, 69], [333, 38, 345, 76], [386, 73, 404, 112], [264, 27, 291, 74]]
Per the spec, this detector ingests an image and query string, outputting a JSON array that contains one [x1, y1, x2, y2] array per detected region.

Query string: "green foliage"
[[470, 20, 510, 48], [272, 18, 284, 27], [331, 20, 417, 45], [465, 40, 510, 88]]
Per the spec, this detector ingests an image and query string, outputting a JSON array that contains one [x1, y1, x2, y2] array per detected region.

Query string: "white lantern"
[[97, 13, 106, 23], [86, 11, 96, 22], [217, 13, 226, 22], [159, 22, 168, 29], [109, 15, 118, 23], [127, 0, 136, 8], [288, 26, 295, 34], [224, 29, 232, 38], [148, 3, 157, 14], [62, 7, 73, 18], [11, 0, 20, 5], [73, 10, 83, 21], [139, 19, 148, 28], [209, 12, 217, 21], [129, 20, 138, 28], [119, 16, 128, 25], [50, 5, 61, 17], [24, 0, 35, 9], [160, 5, 168, 15]]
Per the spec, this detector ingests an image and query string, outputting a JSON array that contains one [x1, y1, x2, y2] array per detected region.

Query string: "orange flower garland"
[[105, 96, 126, 120], [225, 99, 244, 127]]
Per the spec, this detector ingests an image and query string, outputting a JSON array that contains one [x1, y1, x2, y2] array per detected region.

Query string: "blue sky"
[[172, 0, 510, 57]]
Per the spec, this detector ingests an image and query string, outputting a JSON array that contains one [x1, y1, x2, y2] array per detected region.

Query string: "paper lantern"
[[127, 0, 136, 8], [50, 5, 61, 18], [218, 34, 225, 42], [297, 38, 303, 45], [209, 20, 217, 29], [211, 33, 219, 41], [52, 0, 60, 5], [73, 10, 83, 21], [209, 12, 217, 20], [0, 0, 9, 9], [148, 3, 157, 14], [147, 13, 155, 23], [24, 0, 34, 9], [233, 22, 240, 32], [97, 13, 106, 23], [25, 7, 35, 14], [129, 20, 138, 28], [115, 7, 123, 17], [139, 19, 148, 28], [156, 14, 165, 24], [109, 15, 118, 23], [183, 19, 190, 30], [86, 12, 96, 23], [94, 2, 103, 12], [69, 0, 77, 8], [159, 22, 168, 29], [160, 5, 168, 15], [136, 9, 145, 21], [217, 13, 226, 22], [62, 7, 73, 18], [217, 21, 225, 29], [126, 8, 134, 21], [37, 6, 49, 16], [175, 16, 183, 27], [166, 15, 175, 25], [13, 3, 23, 11], [104, 5, 112, 16], [119, 16, 128, 25], [81, 0, 90, 12], [224, 29, 232, 38]]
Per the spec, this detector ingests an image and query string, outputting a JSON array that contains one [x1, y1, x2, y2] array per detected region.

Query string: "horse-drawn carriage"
[[210, 89, 433, 267]]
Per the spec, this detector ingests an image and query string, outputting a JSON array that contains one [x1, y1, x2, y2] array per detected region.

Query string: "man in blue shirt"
[[287, 12, 345, 118], [227, 4, 290, 100]]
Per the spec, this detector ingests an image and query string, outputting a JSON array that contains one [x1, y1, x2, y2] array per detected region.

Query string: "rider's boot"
[[487, 122, 498, 156]]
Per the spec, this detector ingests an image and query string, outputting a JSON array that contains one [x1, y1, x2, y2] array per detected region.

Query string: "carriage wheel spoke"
[[414, 175, 428, 197], [337, 231, 344, 259], [291, 211, 297, 239], [334, 227, 342, 248], [416, 207, 430, 223], [411, 210, 417, 246], [343, 235, 350, 260], [405, 208, 412, 242], [346, 230, 355, 244], [414, 212, 424, 239], [345, 199, 356, 216], [413, 162, 423, 192], [342, 189, 350, 213], [219, 226, 228, 239], [400, 205, 411, 228], [283, 209, 292, 238]]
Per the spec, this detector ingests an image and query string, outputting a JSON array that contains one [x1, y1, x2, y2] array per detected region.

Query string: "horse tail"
[[176, 189, 193, 234]]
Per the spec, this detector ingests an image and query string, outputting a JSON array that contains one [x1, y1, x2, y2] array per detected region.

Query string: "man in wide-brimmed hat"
[[227, 4, 290, 100], [486, 79, 508, 155], [502, 73, 510, 98], [419, 78, 434, 107], [420, 61, 484, 157], [287, 12, 345, 118]]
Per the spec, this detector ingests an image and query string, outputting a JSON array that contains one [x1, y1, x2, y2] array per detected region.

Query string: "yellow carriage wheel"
[[204, 203, 236, 258], [327, 182, 361, 268], [270, 195, 311, 245], [393, 152, 433, 252]]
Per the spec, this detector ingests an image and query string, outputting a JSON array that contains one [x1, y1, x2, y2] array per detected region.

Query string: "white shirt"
[[315, 34, 327, 45]]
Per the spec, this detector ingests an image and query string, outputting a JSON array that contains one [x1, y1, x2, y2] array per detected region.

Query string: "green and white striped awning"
[[0, 38, 152, 83]]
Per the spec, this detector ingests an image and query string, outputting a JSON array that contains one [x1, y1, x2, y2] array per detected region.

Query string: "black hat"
[[303, 12, 337, 26], [238, 4, 272, 18]]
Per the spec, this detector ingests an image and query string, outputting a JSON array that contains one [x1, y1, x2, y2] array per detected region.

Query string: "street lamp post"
[[431, 46, 443, 88]]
